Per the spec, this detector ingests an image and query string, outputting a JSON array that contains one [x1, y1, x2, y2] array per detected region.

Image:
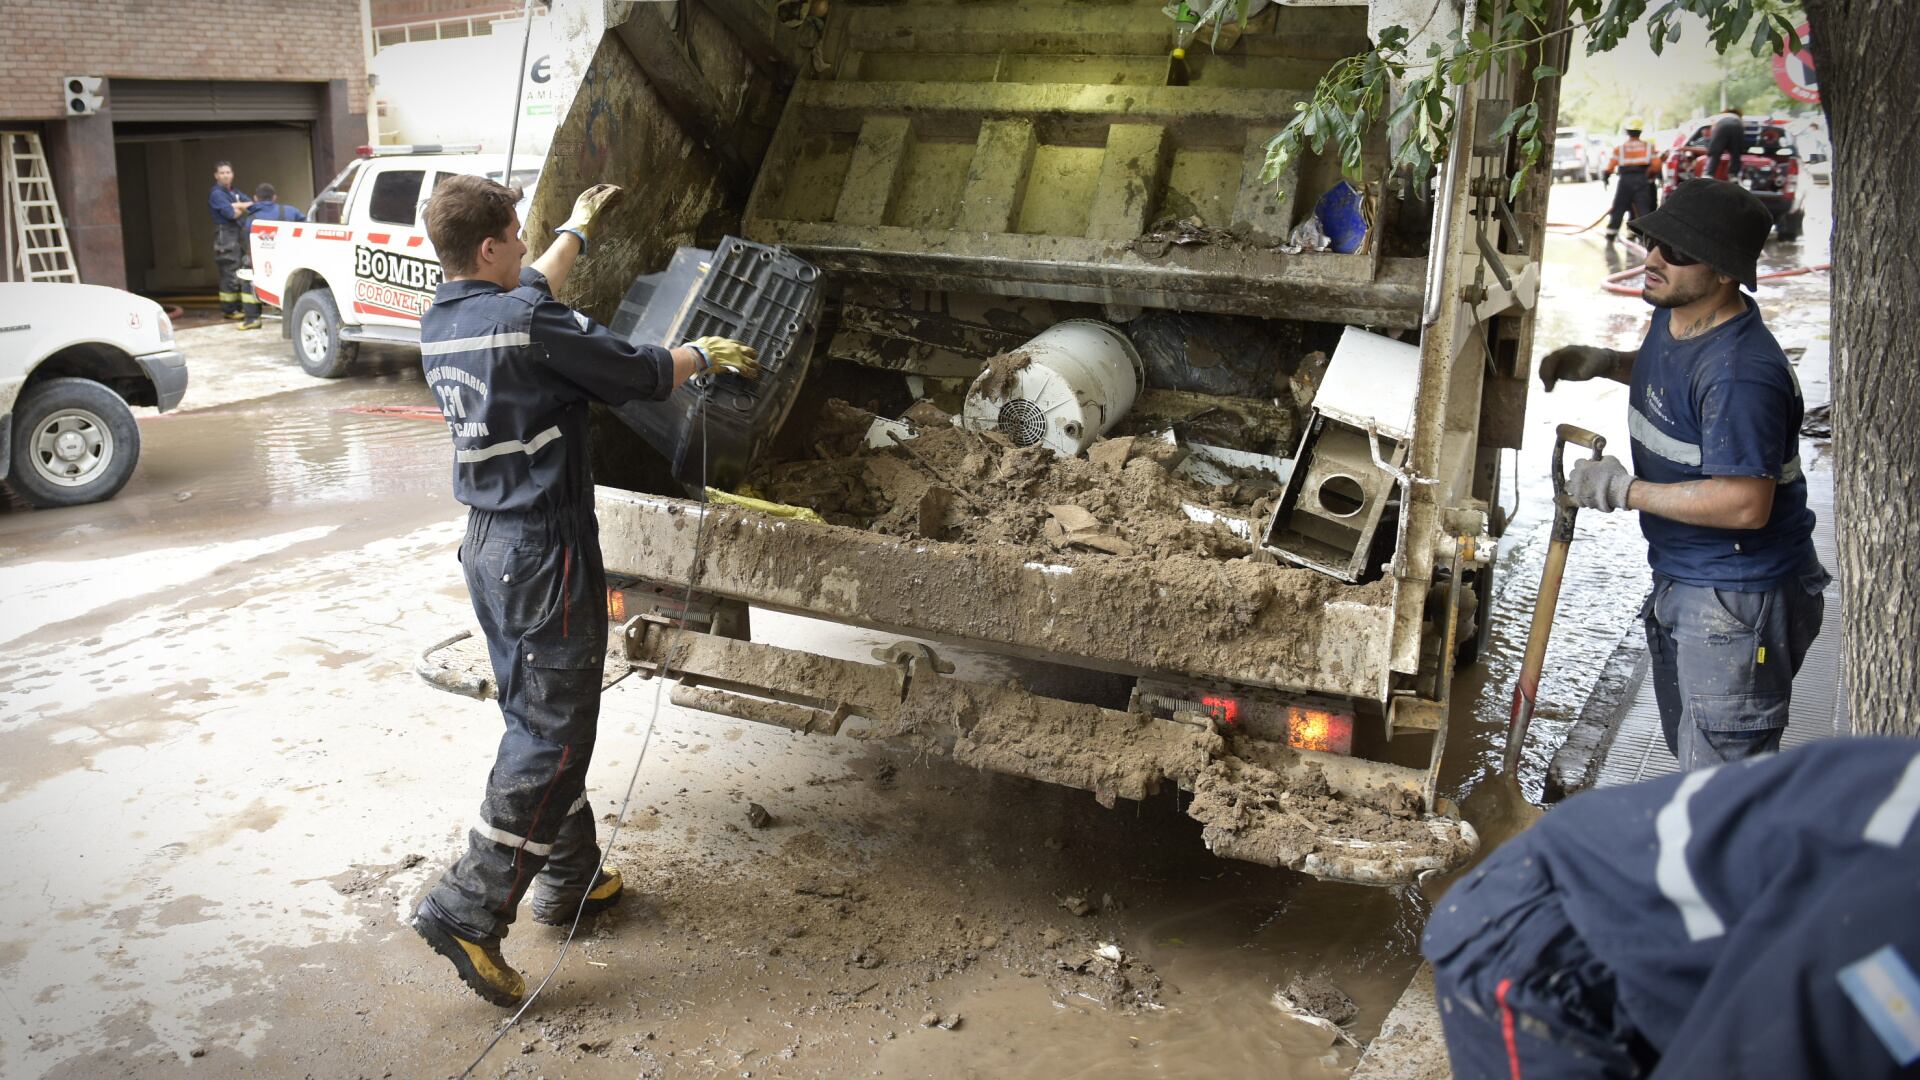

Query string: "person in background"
[[1702, 107, 1745, 181], [1602, 117, 1662, 244], [236, 184, 306, 330], [206, 161, 252, 319]]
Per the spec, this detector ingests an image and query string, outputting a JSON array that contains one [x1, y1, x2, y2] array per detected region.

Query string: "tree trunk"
[[1804, 0, 1920, 735]]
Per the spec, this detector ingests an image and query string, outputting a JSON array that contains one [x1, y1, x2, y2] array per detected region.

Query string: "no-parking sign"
[[1773, 23, 1818, 104]]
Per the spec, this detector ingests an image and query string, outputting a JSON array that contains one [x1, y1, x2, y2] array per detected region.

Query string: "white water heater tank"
[[962, 319, 1144, 457]]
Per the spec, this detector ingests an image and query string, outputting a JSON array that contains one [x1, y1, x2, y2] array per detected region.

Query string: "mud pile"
[[747, 400, 1271, 562]]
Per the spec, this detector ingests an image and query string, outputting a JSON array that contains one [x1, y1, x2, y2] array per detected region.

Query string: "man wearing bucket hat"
[[1535, 179, 1829, 770]]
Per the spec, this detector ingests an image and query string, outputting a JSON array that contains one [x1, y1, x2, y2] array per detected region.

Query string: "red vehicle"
[[1661, 117, 1808, 240]]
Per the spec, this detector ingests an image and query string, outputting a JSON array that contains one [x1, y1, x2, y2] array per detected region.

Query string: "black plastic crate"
[[606, 237, 823, 493]]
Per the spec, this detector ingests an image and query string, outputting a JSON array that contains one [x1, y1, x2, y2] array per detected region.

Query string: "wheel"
[[1775, 211, 1804, 242], [7, 377, 141, 508], [290, 288, 359, 379]]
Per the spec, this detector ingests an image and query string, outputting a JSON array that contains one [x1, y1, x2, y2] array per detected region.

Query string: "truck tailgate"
[[594, 486, 1399, 702]]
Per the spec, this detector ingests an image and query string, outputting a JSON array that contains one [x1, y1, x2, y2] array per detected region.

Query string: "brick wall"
[[0, 0, 369, 121]]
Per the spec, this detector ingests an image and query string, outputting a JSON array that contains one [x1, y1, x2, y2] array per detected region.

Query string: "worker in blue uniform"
[[1536, 179, 1827, 770], [408, 174, 760, 1007], [1426, 737, 1920, 1079], [236, 184, 306, 331], [206, 161, 252, 319]]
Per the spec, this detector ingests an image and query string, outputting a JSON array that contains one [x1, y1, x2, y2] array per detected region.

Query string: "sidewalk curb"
[[1545, 627, 1649, 802]]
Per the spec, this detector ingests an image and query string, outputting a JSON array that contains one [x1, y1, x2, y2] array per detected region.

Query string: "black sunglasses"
[[1636, 235, 1701, 266]]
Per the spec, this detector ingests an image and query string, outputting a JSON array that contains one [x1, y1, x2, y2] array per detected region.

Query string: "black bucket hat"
[[1629, 178, 1774, 290]]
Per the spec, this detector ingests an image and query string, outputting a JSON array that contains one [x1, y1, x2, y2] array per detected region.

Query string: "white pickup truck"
[[249, 148, 536, 378], [0, 283, 187, 507]]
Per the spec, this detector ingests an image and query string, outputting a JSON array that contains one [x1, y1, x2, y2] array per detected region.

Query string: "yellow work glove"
[[686, 336, 762, 380], [554, 183, 623, 252]]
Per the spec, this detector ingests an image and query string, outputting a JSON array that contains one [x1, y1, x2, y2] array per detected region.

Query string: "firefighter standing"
[[1602, 118, 1661, 244], [206, 161, 252, 319], [408, 174, 761, 1007]]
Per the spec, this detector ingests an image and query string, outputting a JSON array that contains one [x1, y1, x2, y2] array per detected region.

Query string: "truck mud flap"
[[623, 624, 1476, 886], [415, 629, 638, 701]]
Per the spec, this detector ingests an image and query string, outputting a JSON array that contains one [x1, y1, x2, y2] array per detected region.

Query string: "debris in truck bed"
[[747, 400, 1265, 563]]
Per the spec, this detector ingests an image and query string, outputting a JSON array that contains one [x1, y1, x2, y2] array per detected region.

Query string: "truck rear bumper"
[[594, 486, 1400, 702]]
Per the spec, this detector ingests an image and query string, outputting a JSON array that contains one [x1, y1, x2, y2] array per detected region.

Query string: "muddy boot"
[[237, 319, 262, 331], [411, 909, 525, 1007], [529, 867, 623, 926]]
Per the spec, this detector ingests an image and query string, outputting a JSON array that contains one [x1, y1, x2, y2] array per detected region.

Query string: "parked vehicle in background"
[[1790, 116, 1832, 185], [250, 146, 538, 378], [1586, 135, 1609, 179], [1661, 116, 1808, 240], [0, 284, 187, 507], [1552, 127, 1593, 181]]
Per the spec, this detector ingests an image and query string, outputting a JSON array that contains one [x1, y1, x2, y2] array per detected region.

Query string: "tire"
[[7, 377, 141, 508], [290, 288, 359, 379], [1775, 211, 1804, 242]]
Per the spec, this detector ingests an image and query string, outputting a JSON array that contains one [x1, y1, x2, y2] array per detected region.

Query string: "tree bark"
[[1803, 0, 1920, 734]]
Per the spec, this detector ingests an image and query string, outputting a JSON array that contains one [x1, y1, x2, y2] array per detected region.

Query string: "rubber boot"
[[529, 867, 623, 926], [411, 909, 525, 1007]]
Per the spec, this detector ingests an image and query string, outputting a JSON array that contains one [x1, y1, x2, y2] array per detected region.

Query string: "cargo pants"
[[1642, 562, 1830, 771], [419, 505, 608, 943], [213, 221, 246, 316]]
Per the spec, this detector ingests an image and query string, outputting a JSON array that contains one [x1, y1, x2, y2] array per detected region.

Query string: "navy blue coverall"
[[208, 183, 250, 316], [1426, 738, 1920, 1079], [416, 266, 677, 945]]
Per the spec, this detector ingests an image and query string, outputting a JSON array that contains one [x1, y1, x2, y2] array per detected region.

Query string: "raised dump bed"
[[437, 0, 1566, 884]]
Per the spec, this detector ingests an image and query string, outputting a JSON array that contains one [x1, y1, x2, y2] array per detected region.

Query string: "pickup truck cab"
[[0, 283, 187, 507], [248, 147, 537, 378]]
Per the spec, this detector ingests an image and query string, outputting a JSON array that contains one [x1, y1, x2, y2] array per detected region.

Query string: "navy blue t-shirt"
[[1628, 301, 1816, 589]]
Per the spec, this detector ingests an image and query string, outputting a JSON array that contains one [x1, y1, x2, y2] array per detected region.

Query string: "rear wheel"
[[7, 377, 141, 508], [291, 288, 359, 379]]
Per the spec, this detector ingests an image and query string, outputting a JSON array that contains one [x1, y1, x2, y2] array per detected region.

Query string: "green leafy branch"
[[1260, 0, 1805, 203]]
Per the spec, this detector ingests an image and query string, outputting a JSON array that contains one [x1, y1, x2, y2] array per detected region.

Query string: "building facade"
[[0, 0, 370, 292]]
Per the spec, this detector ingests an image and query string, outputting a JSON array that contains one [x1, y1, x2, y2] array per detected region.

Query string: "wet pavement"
[[0, 177, 1832, 1079]]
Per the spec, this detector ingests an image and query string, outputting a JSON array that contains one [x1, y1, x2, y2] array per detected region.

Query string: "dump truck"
[[418, 0, 1562, 885]]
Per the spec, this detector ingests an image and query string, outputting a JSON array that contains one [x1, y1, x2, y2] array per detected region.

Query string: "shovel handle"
[[1551, 424, 1606, 505]]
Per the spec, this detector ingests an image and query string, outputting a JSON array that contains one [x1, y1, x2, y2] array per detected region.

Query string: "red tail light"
[[1200, 695, 1240, 726], [1286, 707, 1354, 755]]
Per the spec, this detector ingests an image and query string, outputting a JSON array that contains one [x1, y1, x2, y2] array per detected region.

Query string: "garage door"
[[109, 80, 322, 122]]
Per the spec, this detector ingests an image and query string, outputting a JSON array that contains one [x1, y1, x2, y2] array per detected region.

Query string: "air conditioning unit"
[[63, 76, 105, 116]]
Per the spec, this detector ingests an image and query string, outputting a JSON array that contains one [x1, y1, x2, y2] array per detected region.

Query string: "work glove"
[[1568, 455, 1635, 512], [1538, 345, 1618, 391], [556, 183, 623, 251], [686, 336, 762, 380]]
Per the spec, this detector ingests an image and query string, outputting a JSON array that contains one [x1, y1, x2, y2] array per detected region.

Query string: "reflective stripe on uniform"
[[1631, 406, 1804, 483], [454, 425, 563, 463], [566, 793, 588, 816], [1656, 769, 1727, 941], [421, 331, 532, 356], [474, 819, 554, 856], [1864, 752, 1920, 848], [1631, 406, 1702, 466]]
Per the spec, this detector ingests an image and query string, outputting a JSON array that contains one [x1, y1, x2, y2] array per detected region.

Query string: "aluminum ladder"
[[2, 132, 80, 283]]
